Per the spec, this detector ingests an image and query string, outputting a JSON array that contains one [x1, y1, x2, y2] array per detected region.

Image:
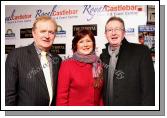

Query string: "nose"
[[45, 32, 50, 38], [111, 30, 118, 36], [83, 42, 88, 47]]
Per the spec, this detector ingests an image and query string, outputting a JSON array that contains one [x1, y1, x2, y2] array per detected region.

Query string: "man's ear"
[[104, 32, 108, 39], [32, 30, 35, 37]]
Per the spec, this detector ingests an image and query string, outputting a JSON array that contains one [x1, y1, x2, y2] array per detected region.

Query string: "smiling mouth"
[[83, 48, 90, 50], [42, 40, 50, 42]]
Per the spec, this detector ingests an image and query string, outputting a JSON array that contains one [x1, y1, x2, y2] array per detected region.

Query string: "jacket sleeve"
[[140, 46, 155, 105], [56, 61, 70, 106], [5, 50, 19, 106]]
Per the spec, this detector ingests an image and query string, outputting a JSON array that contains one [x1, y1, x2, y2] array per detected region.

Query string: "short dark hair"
[[105, 16, 125, 31], [72, 29, 96, 52]]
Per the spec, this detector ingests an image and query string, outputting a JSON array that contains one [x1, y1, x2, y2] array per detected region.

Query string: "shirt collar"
[[34, 43, 52, 57], [108, 44, 120, 57]]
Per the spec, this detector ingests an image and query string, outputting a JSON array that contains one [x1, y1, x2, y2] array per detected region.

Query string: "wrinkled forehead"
[[35, 20, 57, 31]]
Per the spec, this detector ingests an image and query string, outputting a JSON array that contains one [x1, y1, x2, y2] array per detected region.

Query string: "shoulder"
[[100, 43, 110, 60], [6, 45, 31, 58], [5, 45, 32, 65], [61, 58, 77, 66], [120, 38, 149, 52], [123, 42, 152, 61], [126, 42, 150, 53], [58, 58, 77, 72]]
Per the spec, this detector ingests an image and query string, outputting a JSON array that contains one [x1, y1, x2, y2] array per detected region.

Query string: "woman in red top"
[[56, 29, 103, 106]]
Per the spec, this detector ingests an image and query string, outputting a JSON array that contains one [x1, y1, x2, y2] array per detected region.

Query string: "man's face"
[[32, 20, 56, 51], [105, 20, 125, 48]]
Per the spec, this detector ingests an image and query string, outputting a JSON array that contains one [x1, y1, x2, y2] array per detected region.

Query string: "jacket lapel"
[[50, 54, 59, 96], [27, 43, 48, 91], [116, 38, 130, 71]]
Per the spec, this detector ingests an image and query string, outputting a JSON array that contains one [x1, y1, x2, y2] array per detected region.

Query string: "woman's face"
[[76, 35, 93, 55]]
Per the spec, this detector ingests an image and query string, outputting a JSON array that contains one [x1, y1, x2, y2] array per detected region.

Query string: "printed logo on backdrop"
[[125, 28, 135, 33], [56, 25, 66, 37], [5, 45, 15, 54], [73, 24, 97, 36], [138, 25, 155, 62], [82, 5, 106, 21], [82, 5, 145, 21], [138, 25, 155, 48], [125, 28, 136, 39], [5, 29, 15, 37], [35, 5, 79, 20], [20, 28, 33, 38], [125, 28, 135, 35], [50, 44, 66, 54], [5, 29, 16, 40], [105, 5, 144, 16], [5, 9, 32, 24]]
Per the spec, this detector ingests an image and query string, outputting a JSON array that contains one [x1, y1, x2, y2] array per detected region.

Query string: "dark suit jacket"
[[5, 43, 62, 106], [100, 38, 155, 106]]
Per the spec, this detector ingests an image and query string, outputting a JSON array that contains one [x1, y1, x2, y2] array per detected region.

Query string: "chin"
[[43, 45, 52, 50], [80, 51, 91, 55], [43, 43, 52, 47], [84, 53, 91, 55], [111, 40, 118, 43]]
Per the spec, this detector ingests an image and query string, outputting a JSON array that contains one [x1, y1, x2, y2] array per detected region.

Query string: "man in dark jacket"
[[100, 16, 155, 106], [5, 16, 62, 106]]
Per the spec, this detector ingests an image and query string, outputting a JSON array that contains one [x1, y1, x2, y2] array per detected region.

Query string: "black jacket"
[[100, 38, 155, 106], [5, 43, 62, 106]]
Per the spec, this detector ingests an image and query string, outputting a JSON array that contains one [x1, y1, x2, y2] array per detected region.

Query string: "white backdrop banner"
[[5, 5, 147, 59]]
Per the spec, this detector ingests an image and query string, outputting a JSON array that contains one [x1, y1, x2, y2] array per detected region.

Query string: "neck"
[[109, 45, 118, 51], [34, 43, 50, 52]]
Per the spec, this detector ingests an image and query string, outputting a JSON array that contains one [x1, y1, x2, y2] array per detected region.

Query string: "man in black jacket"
[[6, 16, 62, 106], [100, 16, 155, 106]]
